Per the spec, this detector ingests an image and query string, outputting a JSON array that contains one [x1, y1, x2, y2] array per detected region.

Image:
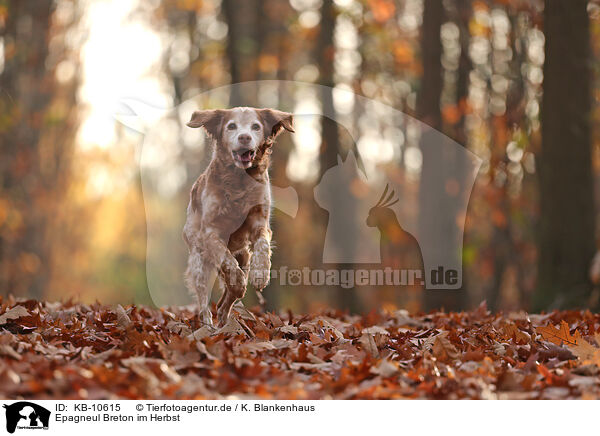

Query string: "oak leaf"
[[536, 321, 579, 346], [539, 323, 600, 367]]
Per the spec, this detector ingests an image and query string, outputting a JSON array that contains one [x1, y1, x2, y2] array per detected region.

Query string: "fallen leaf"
[[432, 332, 459, 361], [0, 344, 21, 360], [359, 333, 379, 357], [370, 359, 399, 377], [501, 323, 530, 343], [569, 336, 598, 362], [236, 341, 276, 354], [277, 325, 298, 335], [168, 321, 192, 336], [536, 321, 579, 346], [232, 301, 256, 321], [115, 304, 131, 329], [362, 326, 390, 335], [0, 306, 30, 324], [215, 317, 247, 337], [188, 326, 214, 341]]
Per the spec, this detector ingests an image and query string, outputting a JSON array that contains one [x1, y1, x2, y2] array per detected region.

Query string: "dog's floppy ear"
[[187, 109, 225, 139], [257, 109, 294, 142]]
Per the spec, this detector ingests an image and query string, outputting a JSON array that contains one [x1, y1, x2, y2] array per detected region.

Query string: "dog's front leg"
[[217, 248, 250, 325], [249, 224, 272, 291], [185, 247, 215, 326]]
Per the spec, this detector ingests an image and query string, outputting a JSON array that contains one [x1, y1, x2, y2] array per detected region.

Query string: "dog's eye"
[[227, 123, 237, 130], [251, 123, 261, 131]]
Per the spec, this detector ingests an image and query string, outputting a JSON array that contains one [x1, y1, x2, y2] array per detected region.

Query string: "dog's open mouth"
[[233, 149, 256, 166]]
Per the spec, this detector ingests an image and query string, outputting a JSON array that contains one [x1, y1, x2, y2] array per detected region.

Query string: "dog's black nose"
[[238, 133, 251, 145]]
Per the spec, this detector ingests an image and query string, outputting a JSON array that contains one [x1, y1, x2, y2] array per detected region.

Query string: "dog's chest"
[[200, 177, 269, 233]]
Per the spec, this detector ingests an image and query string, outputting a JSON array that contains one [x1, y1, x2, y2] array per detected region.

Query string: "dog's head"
[[187, 107, 294, 169]]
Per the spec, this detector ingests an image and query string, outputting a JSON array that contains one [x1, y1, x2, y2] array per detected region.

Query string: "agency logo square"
[[2, 402, 50, 434]]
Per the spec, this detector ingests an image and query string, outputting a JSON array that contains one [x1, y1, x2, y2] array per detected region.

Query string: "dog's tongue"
[[239, 150, 253, 162]]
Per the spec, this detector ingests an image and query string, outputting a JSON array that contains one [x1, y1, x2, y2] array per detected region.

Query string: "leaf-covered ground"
[[2, 297, 600, 399]]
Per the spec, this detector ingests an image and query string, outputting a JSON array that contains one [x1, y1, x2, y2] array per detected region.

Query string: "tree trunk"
[[315, 0, 359, 312], [222, 0, 261, 105], [449, 0, 472, 311], [487, 8, 527, 312], [535, 0, 594, 310], [0, 0, 56, 298], [418, 0, 457, 312], [317, 0, 339, 174]]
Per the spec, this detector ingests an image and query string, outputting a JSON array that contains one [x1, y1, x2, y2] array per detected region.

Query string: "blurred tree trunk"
[[508, 13, 536, 308], [488, 9, 528, 311], [317, 0, 340, 303], [416, 0, 443, 135], [261, 0, 294, 187], [454, 0, 471, 149], [223, 0, 261, 105], [449, 0, 471, 311], [418, 0, 458, 312], [317, 0, 339, 174], [316, 0, 358, 312], [0, 0, 56, 298], [535, 0, 594, 309]]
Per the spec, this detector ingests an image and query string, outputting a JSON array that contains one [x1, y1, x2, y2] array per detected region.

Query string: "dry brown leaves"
[[2, 297, 600, 399]]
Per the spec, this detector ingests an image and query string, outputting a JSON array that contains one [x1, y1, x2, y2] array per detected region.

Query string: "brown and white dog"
[[183, 107, 294, 327]]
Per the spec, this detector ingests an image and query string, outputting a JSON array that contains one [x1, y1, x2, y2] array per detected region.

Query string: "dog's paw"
[[199, 308, 214, 326], [249, 253, 271, 290]]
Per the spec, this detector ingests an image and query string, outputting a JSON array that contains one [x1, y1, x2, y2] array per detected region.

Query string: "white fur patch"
[[201, 192, 219, 219]]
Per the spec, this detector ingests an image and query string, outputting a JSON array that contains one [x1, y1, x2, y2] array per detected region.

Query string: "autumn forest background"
[[1, 0, 599, 315]]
